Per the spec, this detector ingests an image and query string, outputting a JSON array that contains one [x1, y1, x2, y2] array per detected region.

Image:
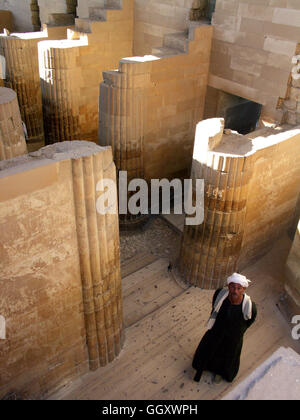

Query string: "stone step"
[[163, 32, 189, 53], [152, 46, 184, 58], [48, 13, 75, 27], [74, 17, 92, 33], [188, 18, 211, 40], [105, 0, 122, 8], [88, 7, 107, 21]]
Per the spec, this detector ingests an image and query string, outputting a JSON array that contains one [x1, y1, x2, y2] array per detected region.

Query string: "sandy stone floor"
[[48, 220, 300, 401], [120, 216, 181, 265]]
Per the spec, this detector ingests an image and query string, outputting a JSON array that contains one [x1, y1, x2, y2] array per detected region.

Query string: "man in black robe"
[[192, 273, 257, 383]]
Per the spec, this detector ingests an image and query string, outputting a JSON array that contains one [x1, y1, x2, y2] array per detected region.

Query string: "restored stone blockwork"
[[133, 0, 196, 56], [240, 126, 300, 268], [208, 0, 300, 123], [39, 0, 134, 145], [0, 0, 34, 32], [0, 87, 27, 160], [0, 141, 123, 398], [0, 10, 13, 32], [99, 24, 212, 224], [38, 0, 77, 27], [180, 119, 300, 289]]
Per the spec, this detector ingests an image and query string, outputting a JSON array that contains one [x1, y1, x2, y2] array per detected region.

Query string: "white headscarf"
[[227, 272, 251, 288]]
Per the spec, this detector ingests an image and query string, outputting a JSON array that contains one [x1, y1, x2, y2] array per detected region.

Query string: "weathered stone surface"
[[180, 120, 300, 289], [99, 24, 213, 226], [207, 0, 300, 123], [0, 87, 27, 160], [0, 141, 123, 398], [0, 25, 69, 149], [223, 347, 300, 400], [39, 0, 134, 145]]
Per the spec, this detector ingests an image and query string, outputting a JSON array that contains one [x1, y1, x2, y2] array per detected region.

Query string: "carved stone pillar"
[[0, 87, 27, 160], [71, 144, 124, 369], [0, 27, 69, 151], [99, 60, 148, 227], [39, 40, 85, 145], [0, 35, 45, 148], [179, 119, 254, 289]]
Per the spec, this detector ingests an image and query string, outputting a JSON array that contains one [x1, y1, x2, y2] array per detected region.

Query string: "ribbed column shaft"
[[39, 42, 82, 144], [180, 131, 254, 290], [0, 36, 45, 145], [99, 62, 147, 226], [72, 147, 124, 370]]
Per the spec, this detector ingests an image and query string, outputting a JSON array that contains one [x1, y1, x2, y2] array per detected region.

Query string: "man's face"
[[228, 282, 245, 301]]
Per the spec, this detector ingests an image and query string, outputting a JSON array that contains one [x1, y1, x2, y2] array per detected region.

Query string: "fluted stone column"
[[0, 34, 45, 147], [39, 40, 85, 145], [179, 118, 254, 289], [0, 87, 27, 160], [99, 59, 149, 227], [71, 144, 124, 369], [72, 143, 124, 370]]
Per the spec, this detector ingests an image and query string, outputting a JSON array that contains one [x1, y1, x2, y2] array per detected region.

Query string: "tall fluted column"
[[72, 146, 124, 369], [0, 87, 27, 160], [39, 40, 85, 145], [0, 35, 45, 147], [99, 60, 149, 227], [179, 119, 254, 289]]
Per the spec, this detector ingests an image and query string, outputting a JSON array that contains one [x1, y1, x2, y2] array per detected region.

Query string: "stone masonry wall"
[[180, 119, 300, 289], [0, 0, 34, 32], [133, 0, 195, 56], [208, 0, 300, 123], [100, 24, 212, 182], [0, 10, 13, 32], [239, 126, 300, 268], [0, 26, 69, 150], [0, 141, 123, 399], [39, 0, 134, 145]]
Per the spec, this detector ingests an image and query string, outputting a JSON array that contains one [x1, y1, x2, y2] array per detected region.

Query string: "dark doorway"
[[225, 100, 262, 135]]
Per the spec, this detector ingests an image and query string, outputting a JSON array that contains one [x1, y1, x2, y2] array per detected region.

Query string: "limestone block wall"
[[239, 126, 300, 268], [99, 24, 213, 184], [77, 0, 106, 18], [39, 0, 134, 145], [0, 141, 123, 399], [0, 26, 69, 150], [133, 0, 196, 56], [0, 87, 27, 160], [38, 0, 77, 26], [38, 0, 68, 25], [179, 119, 300, 289], [0, 0, 34, 32], [0, 10, 13, 32], [208, 0, 300, 123]]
